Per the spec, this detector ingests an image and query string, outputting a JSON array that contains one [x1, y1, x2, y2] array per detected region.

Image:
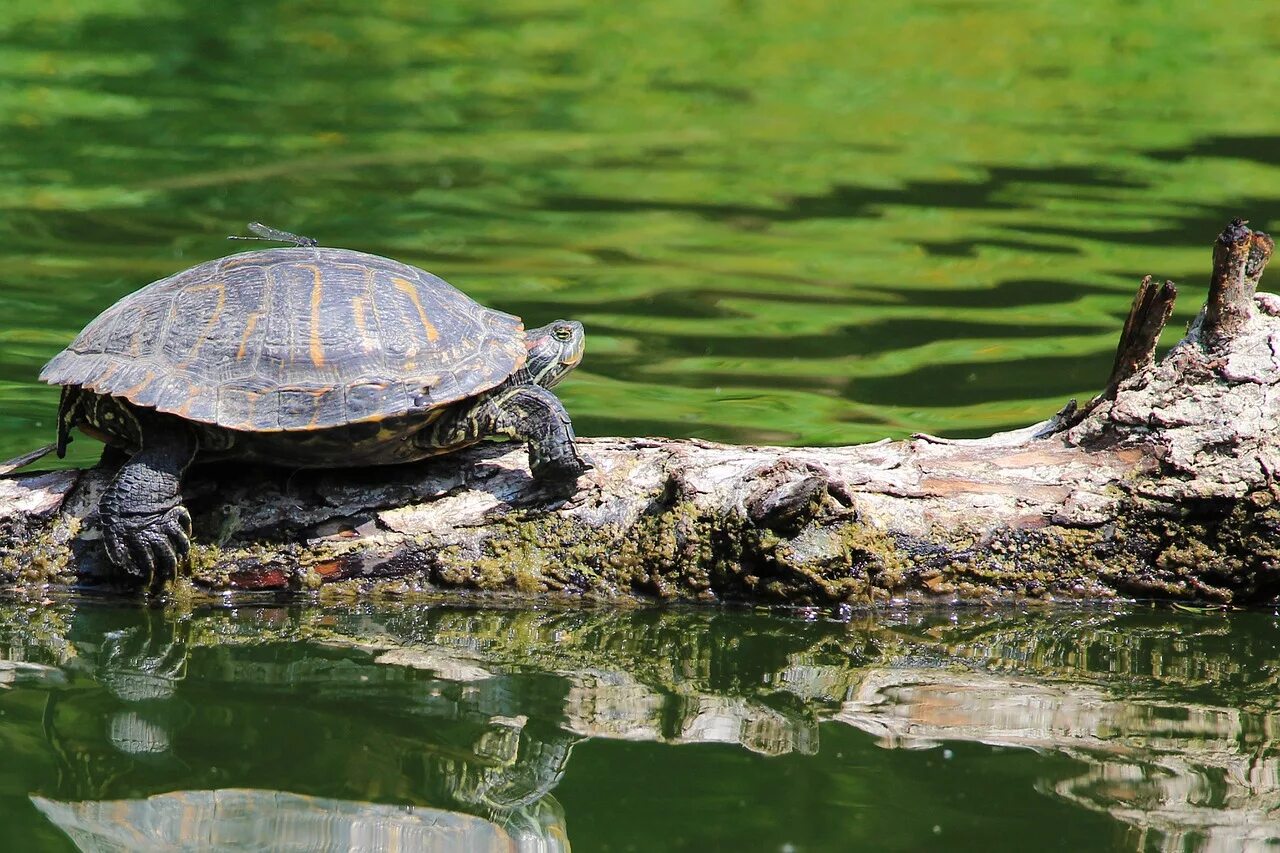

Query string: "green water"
[[3, 599, 1279, 852], [5, 0, 1280, 463], [4, 1, 1280, 849]]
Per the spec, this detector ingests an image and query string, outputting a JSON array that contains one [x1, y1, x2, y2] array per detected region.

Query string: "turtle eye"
[[552, 325, 572, 341]]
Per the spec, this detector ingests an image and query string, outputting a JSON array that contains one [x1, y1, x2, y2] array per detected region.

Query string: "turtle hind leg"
[[428, 386, 590, 481], [98, 419, 198, 588]]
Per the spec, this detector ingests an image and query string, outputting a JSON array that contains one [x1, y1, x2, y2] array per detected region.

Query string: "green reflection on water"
[[3, 0, 1280, 462], [1, 599, 1277, 851]]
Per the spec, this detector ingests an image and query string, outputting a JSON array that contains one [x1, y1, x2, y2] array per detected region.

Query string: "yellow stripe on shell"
[[391, 277, 440, 342]]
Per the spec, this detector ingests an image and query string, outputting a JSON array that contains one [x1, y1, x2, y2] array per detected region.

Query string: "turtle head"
[[523, 320, 584, 389]]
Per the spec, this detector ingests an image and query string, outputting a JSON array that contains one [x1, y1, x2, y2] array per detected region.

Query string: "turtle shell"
[[39, 247, 527, 431]]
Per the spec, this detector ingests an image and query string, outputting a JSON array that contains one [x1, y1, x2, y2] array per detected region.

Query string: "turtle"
[[39, 227, 589, 585]]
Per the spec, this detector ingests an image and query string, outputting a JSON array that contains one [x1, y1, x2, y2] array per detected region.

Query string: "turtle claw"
[[532, 445, 592, 482], [102, 506, 193, 586]]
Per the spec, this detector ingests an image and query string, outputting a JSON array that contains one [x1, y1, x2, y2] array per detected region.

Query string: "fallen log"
[[6, 219, 1280, 604]]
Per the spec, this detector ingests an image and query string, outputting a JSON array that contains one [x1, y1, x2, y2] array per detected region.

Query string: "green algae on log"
[[5, 220, 1280, 605]]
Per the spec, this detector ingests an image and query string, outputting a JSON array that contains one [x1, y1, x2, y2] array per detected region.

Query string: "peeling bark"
[[6, 221, 1280, 604]]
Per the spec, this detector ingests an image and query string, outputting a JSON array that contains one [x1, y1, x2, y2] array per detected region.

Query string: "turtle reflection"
[[31, 789, 566, 853], [65, 606, 191, 762], [28, 604, 576, 846]]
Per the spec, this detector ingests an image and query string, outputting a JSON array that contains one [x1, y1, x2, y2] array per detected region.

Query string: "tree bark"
[[6, 220, 1280, 604]]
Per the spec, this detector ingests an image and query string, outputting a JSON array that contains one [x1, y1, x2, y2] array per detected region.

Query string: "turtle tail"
[[55, 385, 83, 458]]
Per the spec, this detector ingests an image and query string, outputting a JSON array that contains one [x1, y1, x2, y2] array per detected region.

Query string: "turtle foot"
[[102, 506, 193, 586], [532, 445, 592, 482]]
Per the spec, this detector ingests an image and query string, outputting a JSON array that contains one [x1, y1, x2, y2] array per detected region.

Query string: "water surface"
[[2, 599, 1278, 852], [4, 1, 1280, 462]]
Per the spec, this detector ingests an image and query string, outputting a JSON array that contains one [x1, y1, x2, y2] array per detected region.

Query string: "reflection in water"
[[1052, 762, 1280, 853], [2, 602, 1280, 851], [840, 668, 1280, 851], [31, 790, 563, 853]]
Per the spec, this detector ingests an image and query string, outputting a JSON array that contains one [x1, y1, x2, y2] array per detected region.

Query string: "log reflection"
[[1, 602, 1278, 851]]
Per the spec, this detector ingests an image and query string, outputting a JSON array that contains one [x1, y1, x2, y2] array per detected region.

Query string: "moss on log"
[[5, 219, 1280, 604]]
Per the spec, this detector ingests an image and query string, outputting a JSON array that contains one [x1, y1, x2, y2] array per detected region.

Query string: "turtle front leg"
[[98, 422, 198, 586], [430, 386, 590, 481], [497, 386, 591, 480]]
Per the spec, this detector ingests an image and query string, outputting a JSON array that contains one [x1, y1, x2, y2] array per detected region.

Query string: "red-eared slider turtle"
[[40, 226, 589, 585]]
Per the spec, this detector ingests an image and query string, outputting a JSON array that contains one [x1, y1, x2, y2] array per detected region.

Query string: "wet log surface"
[[6, 220, 1280, 604]]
